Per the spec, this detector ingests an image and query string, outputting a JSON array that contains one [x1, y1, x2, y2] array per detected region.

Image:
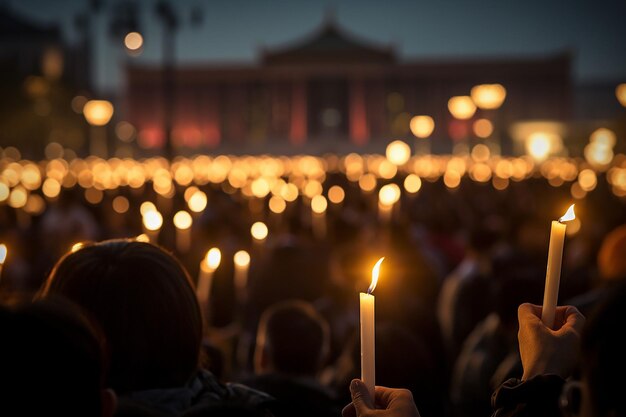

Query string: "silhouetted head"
[[254, 300, 330, 377], [41, 239, 203, 394], [0, 298, 115, 417]]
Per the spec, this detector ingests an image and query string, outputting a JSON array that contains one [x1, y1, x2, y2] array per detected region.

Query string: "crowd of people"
[[1, 172, 625, 417]]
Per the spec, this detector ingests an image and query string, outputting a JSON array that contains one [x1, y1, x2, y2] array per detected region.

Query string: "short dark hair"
[[257, 300, 330, 376], [41, 239, 203, 393], [0, 298, 106, 417], [581, 280, 626, 417]]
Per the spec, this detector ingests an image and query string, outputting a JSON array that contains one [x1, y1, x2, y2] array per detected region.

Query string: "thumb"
[[350, 379, 375, 413]]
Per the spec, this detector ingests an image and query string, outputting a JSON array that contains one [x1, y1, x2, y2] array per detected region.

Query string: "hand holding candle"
[[360, 256, 384, 400], [542, 204, 576, 329]]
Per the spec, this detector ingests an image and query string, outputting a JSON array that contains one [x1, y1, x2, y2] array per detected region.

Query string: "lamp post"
[[83, 99, 114, 157]]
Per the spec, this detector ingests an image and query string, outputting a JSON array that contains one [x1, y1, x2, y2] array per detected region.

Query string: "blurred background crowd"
[[1, 1, 625, 416]]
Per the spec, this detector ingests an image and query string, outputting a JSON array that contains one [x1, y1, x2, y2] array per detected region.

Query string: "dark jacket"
[[491, 374, 565, 417], [115, 370, 275, 417]]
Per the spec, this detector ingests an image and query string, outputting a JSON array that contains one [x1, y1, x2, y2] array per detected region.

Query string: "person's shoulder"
[[195, 370, 275, 407]]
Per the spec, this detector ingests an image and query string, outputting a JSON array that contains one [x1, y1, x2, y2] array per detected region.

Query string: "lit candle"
[[311, 195, 327, 240], [0, 244, 7, 282], [250, 221, 268, 252], [542, 204, 576, 329], [378, 184, 400, 223], [197, 248, 221, 321], [142, 210, 163, 243], [360, 257, 384, 399], [233, 250, 251, 304], [173, 210, 193, 253]]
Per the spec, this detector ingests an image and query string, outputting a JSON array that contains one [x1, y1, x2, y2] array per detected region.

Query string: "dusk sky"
[[8, 0, 626, 93]]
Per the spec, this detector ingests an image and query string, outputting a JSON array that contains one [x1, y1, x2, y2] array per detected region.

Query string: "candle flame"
[[233, 250, 251, 267], [559, 204, 576, 223], [368, 257, 385, 294], [0, 244, 7, 264], [205, 248, 221, 271]]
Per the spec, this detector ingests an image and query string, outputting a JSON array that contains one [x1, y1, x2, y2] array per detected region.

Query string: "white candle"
[[233, 250, 251, 304], [360, 257, 384, 399], [311, 195, 328, 240], [197, 248, 221, 321], [173, 211, 193, 253], [142, 210, 163, 244], [250, 222, 268, 253], [542, 204, 575, 329]]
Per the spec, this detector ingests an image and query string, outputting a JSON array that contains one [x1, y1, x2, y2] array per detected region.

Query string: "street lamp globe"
[[471, 84, 507, 110], [83, 100, 114, 126], [448, 96, 476, 120], [410, 115, 435, 139]]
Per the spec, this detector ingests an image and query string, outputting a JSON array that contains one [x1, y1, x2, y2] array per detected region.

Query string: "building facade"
[[125, 20, 572, 153]]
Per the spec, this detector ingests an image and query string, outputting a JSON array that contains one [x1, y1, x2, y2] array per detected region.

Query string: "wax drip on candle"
[[367, 257, 385, 294], [559, 204, 576, 223]]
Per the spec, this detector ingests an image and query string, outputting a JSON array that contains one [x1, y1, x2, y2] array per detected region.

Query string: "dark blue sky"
[[9, 0, 626, 93]]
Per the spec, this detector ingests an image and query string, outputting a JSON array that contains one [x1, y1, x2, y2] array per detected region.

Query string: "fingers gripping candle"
[[360, 257, 384, 400], [542, 204, 575, 329]]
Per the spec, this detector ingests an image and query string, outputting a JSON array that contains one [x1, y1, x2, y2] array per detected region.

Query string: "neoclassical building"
[[125, 19, 571, 151]]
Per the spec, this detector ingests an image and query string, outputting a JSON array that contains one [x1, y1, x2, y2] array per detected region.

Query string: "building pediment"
[[262, 19, 395, 66]]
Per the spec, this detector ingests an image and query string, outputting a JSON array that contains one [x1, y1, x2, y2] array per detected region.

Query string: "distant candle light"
[[251, 222, 269, 241], [205, 248, 221, 271], [173, 210, 193, 230], [143, 211, 163, 231]]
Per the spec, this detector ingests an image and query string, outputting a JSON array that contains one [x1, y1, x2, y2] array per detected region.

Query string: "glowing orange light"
[[124, 32, 144, 51], [410, 115, 435, 139], [473, 119, 494, 138], [251, 222, 269, 241], [83, 100, 114, 126], [616, 84, 626, 107], [204, 248, 221, 271], [143, 210, 163, 231], [368, 257, 385, 294], [234, 250, 251, 267], [470, 84, 507, 110], [386, 140, 411, 166], [173, 210, 193, 230], [448, 96, 477, 120], [311, 195, 328, 214]]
